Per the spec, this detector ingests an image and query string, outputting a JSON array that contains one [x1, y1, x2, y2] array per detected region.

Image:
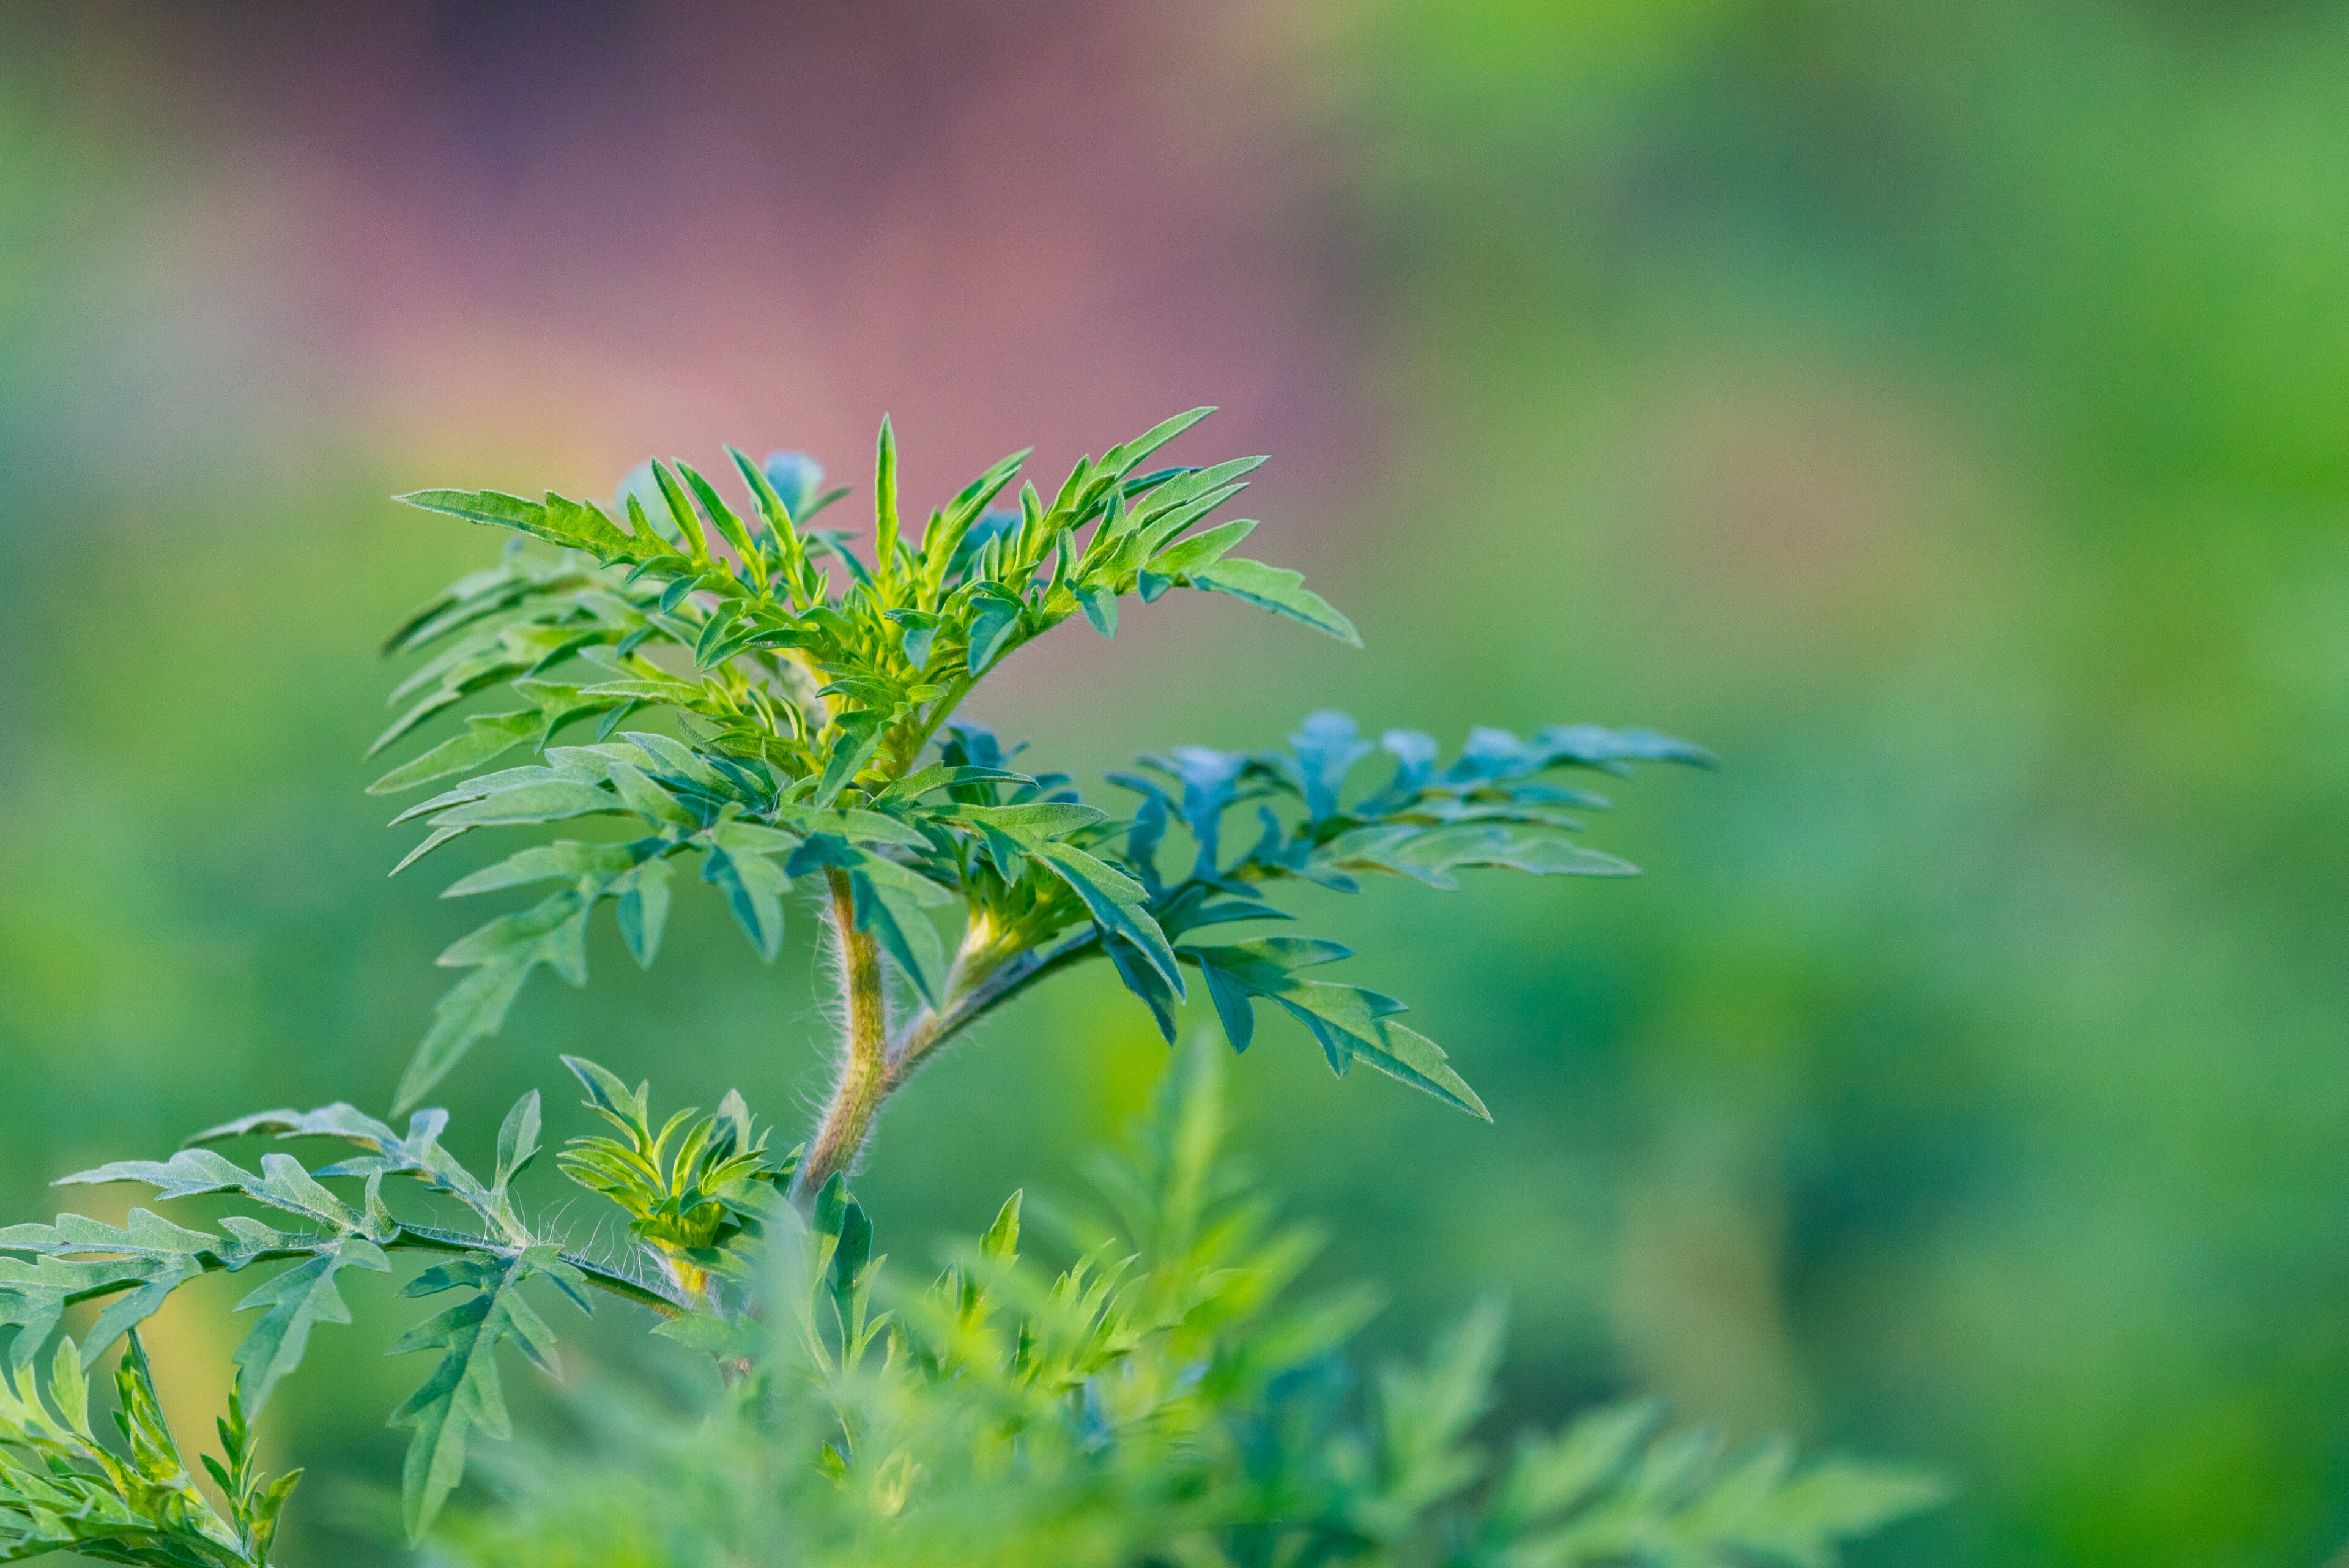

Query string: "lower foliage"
[[0, 1037, 1937, 1568], [431, 1039, 1941, 1568]]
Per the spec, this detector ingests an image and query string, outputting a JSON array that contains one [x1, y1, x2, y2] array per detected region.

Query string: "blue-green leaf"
[[614, 856, 674, 967], [1183, 939, 1486, 1119], [1028, 841, 1182, 997]]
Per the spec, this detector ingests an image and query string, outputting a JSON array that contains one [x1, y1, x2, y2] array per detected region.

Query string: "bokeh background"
[[4, 2, 2347, 1562]]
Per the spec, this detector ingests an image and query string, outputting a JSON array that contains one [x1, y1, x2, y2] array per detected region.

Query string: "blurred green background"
[[6, 1, 2348, 1562]]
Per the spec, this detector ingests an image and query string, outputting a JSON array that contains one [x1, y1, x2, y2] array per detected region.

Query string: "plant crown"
[[366, 408, 1710, 1193]]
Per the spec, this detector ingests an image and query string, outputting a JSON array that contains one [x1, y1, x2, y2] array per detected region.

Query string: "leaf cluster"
[[0, 1334, 289, 1567], [0, 1041, 1933, 1566], [433, 1039, 1944, 1568], [0, 1073, 763, 1551], [367, 410, 1710, 1126]]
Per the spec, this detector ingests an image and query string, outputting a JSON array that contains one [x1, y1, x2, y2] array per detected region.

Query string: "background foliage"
[[3, 2, 2348, 1565]]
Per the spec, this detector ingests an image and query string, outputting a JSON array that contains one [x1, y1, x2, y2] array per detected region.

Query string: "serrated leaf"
[[387, 1252, 560, 1543], [876, 764, 1033, 803], [1319, 821, 1639, 889], [956, 801, 1107, 838], [0, 1211, 217, 1370], [232, 1238, 391, 1415], [397, 887, 592, 1113], [440, 840, 642, 898], [429, 779, 621, 829]]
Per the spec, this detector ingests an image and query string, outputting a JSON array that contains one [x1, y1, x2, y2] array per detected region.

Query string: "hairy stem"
[[794, 868, 891, 1205]]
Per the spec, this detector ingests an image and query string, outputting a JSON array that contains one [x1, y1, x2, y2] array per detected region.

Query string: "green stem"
[[889, 672, 975, 776], [793, 868, 892, 1205]]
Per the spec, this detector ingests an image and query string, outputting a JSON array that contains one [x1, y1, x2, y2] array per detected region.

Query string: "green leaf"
[[397, 488, 633, 558], [1104, 932, 1181, 1042], [607, 760, 696, 827], [873, 415, 902, 571], [815, 720, 882, 809], [650, 460, 711, 563], [678, 460, 760, 568], [956, 801, 1107, 838], [398, 891, 592, 1112], [231, 1237, 391, 1415], [614, 856, 674, 967], [368, 712, 541, 795], [1183, 939, 1487, 1120], [1077, 583, 1118, 637], [1102, 406, 1215, 477], [967, 601, 1021, 674], [875, 764, 1033, 803], [1318, 821, 1640, 890], [0, 1210, 217, 1369], [1145, 515, 1256, 578], [59, 1149, 368, 1230], [440, 840, 641, 898], [849, 858, 954, 1006], [494, 1091, 541, 1191], [1028, 840, 1183, 997], [388, 1252, 562, 1543], [980, 1191, 1022, 1261], [702, 842, 790, 961], [561, 1056, 650, 1132], [1185, 557, 1360, 645], [428, 779, 621, 828]]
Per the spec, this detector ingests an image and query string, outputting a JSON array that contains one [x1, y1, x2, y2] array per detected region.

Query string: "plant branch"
[[885, 929, 1105, 1088], [28, 1226, 686, 1323], [793, 867, 892, 1205]]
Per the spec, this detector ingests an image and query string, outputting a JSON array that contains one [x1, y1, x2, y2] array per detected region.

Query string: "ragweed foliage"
[[0, 411, 1935, 1564], [431, 1039, 1945, 1568], [368, 410, 1712, 1196]]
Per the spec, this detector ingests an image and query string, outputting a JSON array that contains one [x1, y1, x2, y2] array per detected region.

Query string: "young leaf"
[[1185, 557, 1360, 645], [368, 712, 541, 796]]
